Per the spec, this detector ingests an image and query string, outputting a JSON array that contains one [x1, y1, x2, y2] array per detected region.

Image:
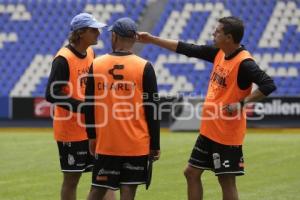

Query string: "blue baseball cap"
[[70, 13, 107, 31], [108, 17, 137, 38]]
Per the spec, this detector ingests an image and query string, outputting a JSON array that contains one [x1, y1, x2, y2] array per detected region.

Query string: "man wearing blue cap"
[[45, 13, 115, 200], [85, 17, 160, 200]]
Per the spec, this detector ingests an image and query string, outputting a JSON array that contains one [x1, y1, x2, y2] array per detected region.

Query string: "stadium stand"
[[0, 0, 147, 97], [0, 0, 299, 98], [141, 0, 300, 96]]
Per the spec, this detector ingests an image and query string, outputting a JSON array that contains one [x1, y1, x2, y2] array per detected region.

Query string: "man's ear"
[[112, 32, 118, 40], [111, 32, 115, 41], [226, 34, 233, 42], [79, 29, 87, 38]]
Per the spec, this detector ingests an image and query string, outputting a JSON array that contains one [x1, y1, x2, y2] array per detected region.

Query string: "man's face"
[[81, 28, 100, 45], [212, 23, 229, 48]]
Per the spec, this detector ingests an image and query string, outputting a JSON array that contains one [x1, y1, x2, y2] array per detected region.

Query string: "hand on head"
[[136, 32, 153, 43]]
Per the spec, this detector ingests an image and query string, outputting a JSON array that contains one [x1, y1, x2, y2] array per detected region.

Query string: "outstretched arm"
[[137, 32, 219, 62], [137, 32, 178, 52]]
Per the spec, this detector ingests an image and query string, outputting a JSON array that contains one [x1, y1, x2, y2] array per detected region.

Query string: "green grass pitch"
[[0, 128, 299, 200]]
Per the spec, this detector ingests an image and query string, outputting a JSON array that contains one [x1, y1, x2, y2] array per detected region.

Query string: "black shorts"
[[57, 140, 94, 173], [188, 135, 245, 176], [91, 154, 148, 190]]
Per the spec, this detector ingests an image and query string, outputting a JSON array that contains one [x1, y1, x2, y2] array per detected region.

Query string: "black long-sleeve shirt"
[[85, 52, 160, 150], [45, 44, 93, 113], [176, 42, 276, 96]]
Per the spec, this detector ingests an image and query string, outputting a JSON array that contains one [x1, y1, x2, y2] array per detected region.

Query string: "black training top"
[[45, 44, 91, 112], [176, 42, 276, 96]]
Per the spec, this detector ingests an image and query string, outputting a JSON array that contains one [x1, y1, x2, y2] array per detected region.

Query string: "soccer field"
[[0, 128, 299, 200]]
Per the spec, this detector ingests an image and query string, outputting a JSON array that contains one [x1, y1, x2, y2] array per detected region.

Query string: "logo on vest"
[[211, 71, 227, 87], [97, 65, 135, 92], [78, 67, 90, 87], [207, 65, 230, 99], [109, 65, 124, 80]]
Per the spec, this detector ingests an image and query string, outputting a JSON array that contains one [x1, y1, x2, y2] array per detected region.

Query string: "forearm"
[[85, 64, 96, 138], [85, 103, 96, 139], [45, 88, 83, 113], [243, 89, 266, 105], [145, 108, 160, 150], [142, 63, 160, 150], [224, 89, 269, 115], [45, 56, 84, 112], [150, 36, 178, 52]]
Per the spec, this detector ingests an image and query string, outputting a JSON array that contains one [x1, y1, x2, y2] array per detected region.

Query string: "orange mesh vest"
[[53, 47, 94, 142], [92, 54, 149, 156], [200, 49, 253, 145]]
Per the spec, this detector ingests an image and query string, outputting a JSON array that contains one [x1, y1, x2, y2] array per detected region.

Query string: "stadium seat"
[[0, 0, 299, 97], [0, 0, 150, 97]]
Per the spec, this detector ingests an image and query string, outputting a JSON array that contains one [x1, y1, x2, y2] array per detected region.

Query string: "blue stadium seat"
[[141, 0, 300, 96], [0, 0, 151, 97], [0, 0, 299, 97]]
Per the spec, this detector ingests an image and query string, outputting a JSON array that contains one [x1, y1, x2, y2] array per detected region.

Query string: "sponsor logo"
[[98, 169, 120, 175], [123, 163, 144, 171], [77, 151, 87, 155], [213, 153, 221, 169], [253, 100, 300, 116], [222, 160, 230, 168], [77, 67, 89, 87], [97, 82, 135, 91], [68, 154, 75, 166], [63, 142, 72, 147], [109, 65, 124, 80], [34, 98, 51, 118], [211, 71, 227, 87]]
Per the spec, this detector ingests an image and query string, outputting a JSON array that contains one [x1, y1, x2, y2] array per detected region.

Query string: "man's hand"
[[136, 32, 155, 43], [222, 102, 242, 116], [88, 139, 96, 156], [149, 150, 160, 162], [137, 32, 178, 52]]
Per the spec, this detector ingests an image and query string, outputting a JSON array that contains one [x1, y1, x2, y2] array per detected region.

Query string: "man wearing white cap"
[[45, 13, 115, 200]]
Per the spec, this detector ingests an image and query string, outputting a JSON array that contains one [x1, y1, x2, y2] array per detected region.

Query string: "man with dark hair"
[[85, 17, 160, 200], [138, 16, 276, 200], [45, 13, 115, 200], [218, 16, 244, 43]]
